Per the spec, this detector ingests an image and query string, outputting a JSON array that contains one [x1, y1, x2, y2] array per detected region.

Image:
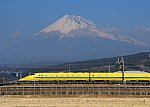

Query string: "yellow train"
[[19, 71, 150, 82]]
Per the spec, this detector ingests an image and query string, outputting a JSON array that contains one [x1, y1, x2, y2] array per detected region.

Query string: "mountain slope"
[[34, 14, 145, 46], [0, 15, 148, 65], [45, 52, 150, 72]]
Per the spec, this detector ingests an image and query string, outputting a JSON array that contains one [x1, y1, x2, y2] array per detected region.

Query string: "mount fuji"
[[34, 14, 145, 46], [0, 15, 148, 64]]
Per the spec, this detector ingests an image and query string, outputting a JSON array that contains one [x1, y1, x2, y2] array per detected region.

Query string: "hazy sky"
[[0, 0, 150, 44], [0, 0, 150, 64]]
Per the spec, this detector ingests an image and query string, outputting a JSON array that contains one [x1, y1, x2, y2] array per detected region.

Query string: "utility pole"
[[120, 57, 125, 84], [69, 66, 70, 72], [3, 77, 5, 85], [20, 71, 22, 79], [116, 58, 120, 71], [65, 64, 71, 72], [116, 57, 125, 84], [88, 69, 91, 84], [108, 65, 111, 72]]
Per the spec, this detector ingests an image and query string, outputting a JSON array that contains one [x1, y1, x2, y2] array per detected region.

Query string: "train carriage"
[[19, 71, 150, 83]]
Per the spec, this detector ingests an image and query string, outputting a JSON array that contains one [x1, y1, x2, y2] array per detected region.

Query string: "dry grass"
[[0, 95, 150, 107]]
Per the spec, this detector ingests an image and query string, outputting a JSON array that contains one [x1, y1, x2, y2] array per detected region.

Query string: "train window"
[[39, 75, 40, 76], [92, 75, 94, 76]]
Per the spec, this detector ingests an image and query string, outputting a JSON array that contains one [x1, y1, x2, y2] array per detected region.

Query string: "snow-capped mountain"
[[0, 14, 148, 65], [34, 14, 145, 46]]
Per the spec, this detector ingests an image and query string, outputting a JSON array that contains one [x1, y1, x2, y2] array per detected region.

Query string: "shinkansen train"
[[19, 71, 150, 83]]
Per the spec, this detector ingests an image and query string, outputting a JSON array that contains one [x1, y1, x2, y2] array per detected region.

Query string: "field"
[[0, 95, 150, 107]]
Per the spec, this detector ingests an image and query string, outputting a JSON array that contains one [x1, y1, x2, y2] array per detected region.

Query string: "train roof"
[[115, 71, 148, 73]]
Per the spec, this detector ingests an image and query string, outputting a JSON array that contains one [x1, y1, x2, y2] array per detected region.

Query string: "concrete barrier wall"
[[0, 86, 150, 95]]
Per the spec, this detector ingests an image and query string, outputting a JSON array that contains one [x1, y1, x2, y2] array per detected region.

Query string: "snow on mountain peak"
[[40, 14, 96, 36], [34, 14, 145, 46]]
